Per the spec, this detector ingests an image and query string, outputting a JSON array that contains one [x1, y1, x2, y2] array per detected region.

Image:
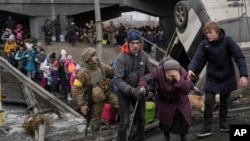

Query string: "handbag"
[[40, 77, 47, 88], [39, 59, 50, 73]]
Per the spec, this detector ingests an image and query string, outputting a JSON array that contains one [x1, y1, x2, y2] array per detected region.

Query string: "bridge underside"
[[0, 0, 180, 45], [71, 5, 134, 27], [0, 10, 29, 30]]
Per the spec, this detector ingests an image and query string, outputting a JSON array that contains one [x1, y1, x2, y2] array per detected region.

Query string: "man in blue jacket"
[[187, 21, 248, 137]]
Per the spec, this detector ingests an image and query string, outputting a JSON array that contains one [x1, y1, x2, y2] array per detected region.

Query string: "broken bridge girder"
[[21, 83, 45, 141], [21, 84, 41, 112], [0, 57, 82, 118]]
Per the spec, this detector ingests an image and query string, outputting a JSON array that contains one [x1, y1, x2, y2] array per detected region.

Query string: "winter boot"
[[180, 134, 188, 141], [162, 132, 170, 141]]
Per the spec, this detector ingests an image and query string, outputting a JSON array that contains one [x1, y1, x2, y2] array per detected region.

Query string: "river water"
[[0, 101, 86, 141]]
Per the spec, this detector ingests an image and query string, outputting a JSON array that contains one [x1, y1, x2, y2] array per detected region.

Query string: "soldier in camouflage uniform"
[[71, 47, 118, 133], [86, 20, 96, 45], [107, 21, 116, 44]]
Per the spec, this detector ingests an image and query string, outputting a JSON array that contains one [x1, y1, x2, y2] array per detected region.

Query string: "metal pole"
[[0, 66, 2, 112], [0, 66, 2, 102], [126, 99, 139, 141], [94, 0, 103, 62]]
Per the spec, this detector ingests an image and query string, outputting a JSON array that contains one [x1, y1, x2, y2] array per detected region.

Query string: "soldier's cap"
[[127, 29, 142, 43], [81, 47, 96, 62], [163, 59, 180, 71]]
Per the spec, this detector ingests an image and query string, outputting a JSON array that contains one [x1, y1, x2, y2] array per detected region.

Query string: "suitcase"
[[101, 103, 117, 124], [145, 101, 156, 124]]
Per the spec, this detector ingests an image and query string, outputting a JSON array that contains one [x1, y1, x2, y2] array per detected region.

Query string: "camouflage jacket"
[[108, 24, 116, 33], [71, 63, 114, 108]]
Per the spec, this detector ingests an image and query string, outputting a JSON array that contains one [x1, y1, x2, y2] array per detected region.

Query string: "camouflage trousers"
[[90, 88, 118, 132], [88, 32, 95, 44], [108, 32, 116, 44]]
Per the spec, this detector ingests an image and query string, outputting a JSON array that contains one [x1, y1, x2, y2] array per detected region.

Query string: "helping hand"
[[145, 74, 155, 85], [133, 86, 146, 99], [240, 76, 248, 88], [187, 70, 196, 81]]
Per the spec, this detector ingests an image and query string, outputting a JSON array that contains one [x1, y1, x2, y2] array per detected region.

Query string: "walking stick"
[[126, 99, 139, 141]]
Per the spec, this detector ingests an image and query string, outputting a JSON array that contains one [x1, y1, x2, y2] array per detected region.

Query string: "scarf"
[[84, 62, 98, 70]]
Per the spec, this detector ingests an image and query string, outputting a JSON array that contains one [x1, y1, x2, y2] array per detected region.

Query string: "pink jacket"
[[70, 72, 76, 87]]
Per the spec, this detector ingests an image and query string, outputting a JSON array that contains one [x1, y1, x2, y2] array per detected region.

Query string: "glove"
[[133, 86, 146, 99], [145, 74, 155, 86]]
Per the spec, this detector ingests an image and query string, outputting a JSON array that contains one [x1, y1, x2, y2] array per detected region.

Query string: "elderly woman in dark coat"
[[138, 59, 192, 141]]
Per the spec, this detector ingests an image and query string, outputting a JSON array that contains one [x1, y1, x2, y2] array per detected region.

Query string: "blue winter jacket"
[[22, 49, 36, 71]]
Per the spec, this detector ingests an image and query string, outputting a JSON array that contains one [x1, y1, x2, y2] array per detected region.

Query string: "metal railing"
[[140, 36, 165, 67], [140, 30, 179, 66]]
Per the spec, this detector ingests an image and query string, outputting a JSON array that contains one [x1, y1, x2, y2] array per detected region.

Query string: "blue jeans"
[[116, 93, 146, 141]]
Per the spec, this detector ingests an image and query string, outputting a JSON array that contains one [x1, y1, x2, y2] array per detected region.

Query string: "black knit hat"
[[163, 60, 180, 71], [127, 29, 142, 43]]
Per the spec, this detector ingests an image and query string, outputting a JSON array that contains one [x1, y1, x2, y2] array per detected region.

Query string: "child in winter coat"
[[58, 55, 67, 98], [35, 48, 47, 80], [50, 60, 60, 96], [40, 52, 56, 91], [64, 55, 76, 100], [69, 64, 81, 101], [70, 64, 81, 87], [15, 46, 26, 74], [7, 49, 17, 67], [4, 34, 17, 56], [22, 43, 36, 80]]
